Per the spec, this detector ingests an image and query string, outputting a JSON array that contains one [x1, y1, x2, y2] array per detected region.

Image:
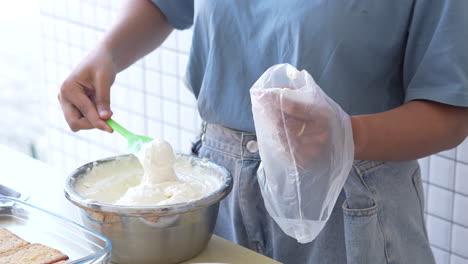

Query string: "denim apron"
[[192, 123, 436, 264]]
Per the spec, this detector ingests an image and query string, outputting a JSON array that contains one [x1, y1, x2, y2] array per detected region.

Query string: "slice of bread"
[[53, 261, 68, 264], [0, 243, 69, 264], [0, 228, 30, 254]]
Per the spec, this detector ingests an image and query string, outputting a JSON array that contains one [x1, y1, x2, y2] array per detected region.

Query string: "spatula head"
[[127, 135, 153, 153]]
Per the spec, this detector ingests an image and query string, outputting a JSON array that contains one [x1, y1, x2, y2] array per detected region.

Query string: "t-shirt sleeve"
[[403, 0, 468, 107], [151, 0, 194, 30]]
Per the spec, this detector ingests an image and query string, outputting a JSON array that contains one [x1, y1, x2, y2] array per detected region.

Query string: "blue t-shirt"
[[152, 0, 468, 132]]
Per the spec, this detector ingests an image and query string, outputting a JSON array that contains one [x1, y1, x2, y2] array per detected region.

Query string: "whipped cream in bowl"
[[73, 139, 226, 208], [64, 139, 232, 264]]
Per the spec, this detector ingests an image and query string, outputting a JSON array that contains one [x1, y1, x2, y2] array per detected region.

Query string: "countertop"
[[0, 144, 281, 264]]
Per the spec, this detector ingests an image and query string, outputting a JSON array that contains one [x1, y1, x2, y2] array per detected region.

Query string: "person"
[[58, 1, 468, 263]]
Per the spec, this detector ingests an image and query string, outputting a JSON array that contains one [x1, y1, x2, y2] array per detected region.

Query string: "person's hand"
[[250, 64, 354, 243], [58, 46, 116, 132], [251, 88, 337, 168]]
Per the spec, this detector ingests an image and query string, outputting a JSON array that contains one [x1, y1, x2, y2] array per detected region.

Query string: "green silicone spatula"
[[105, 118, 153, 153]]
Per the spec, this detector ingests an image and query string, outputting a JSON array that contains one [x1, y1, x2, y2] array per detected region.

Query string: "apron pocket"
[[342, 201, 388, 264]]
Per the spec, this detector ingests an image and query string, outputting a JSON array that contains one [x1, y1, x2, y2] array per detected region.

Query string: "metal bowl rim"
[[64, 154, 232, 215]]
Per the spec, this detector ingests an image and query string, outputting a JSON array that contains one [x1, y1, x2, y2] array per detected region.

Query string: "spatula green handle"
[[105, 119, 132, 138]]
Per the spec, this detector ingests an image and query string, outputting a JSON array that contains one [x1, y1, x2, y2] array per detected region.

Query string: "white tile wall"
[[427, 215, 452, 250], [422, 144, 468, 263], [458, 138, 468, 164], [456, 159, 468, 195], [427, 185, 454, 220], [453, 225, 468, 258], [453, 255, 468, 264], [0, 1, 43, 155], [38, 0, 200, 175], [433, 247, 451, 264], [429, 155, 456, 189], [3, 0, 459, 263], [453, 194, 468, 226]]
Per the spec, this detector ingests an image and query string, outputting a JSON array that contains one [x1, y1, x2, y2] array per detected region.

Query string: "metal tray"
[[0, 196, 112, 264]]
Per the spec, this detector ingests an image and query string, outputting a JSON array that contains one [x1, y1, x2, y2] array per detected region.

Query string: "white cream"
[[75, 139, 222, 206], [136, 139, 178, 184]]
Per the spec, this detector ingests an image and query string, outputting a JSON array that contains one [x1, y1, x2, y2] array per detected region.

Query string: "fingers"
[[59, 97, 94, 132], [73, 91, 111, 131], [252, 88, 333, 167], [252, 89, 316, 120], [59, 81, 112, 133], [253, 89, 312, 119], [94, 73, 113, 120]]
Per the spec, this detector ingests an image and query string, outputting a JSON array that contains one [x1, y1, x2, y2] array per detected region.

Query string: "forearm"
[[352, 100, 468, 161], [99, 0, 172, 72]]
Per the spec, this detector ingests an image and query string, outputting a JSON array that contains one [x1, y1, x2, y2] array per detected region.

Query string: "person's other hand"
[[58, 47, 116, 132], [251, 88, 335, 168], [250, 64, 354, 243]]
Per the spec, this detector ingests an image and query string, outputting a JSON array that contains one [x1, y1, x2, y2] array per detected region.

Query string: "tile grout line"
[[142, 58, 148, 137], [47, 103, 199, 134], [47, 125, 120, 154], [65, 0, 80, 169], [430, 244, 468, 261], [424, 156, 431, 226], [51, 8, 65, 173], [40, 11, 106, 32], [422, 180, 468, 199], [159, 48, 165, 140], [435, 153, 468, 167], [175, 32, 182, 152], [424, 211, 468, 230], [448, 147, 458, 264]]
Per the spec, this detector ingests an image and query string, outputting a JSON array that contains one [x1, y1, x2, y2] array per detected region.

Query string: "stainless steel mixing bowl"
[[65, 154, 232, 264]]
